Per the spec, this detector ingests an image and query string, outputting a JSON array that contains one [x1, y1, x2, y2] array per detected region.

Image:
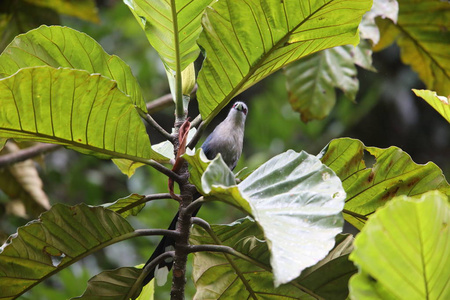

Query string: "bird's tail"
[[141, 201, 202, 286]]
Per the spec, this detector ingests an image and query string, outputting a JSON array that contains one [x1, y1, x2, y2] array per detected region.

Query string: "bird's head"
[[232, 101, 248, 115], [226, 101, 248, 125]]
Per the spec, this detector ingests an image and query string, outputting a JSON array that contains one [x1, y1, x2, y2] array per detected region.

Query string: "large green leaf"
[[191, 218, 355, 300], [74, 267, 144, 300], [0, 204, 135, 299], [124, 0, 213, 72], [0, 66, 167, 163], [412, 89, 450, 123], [319, 138, 450, 230], [185, 149, 346, 286], [284, 45, 359, 122], [375, 0, 450, 96], [349, 191, 450, 300], [0, 25, 146, 111], [196, 0, 372, 122]]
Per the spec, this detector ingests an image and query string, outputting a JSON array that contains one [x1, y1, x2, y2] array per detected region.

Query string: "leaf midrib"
[[0, 127, 152, 164]]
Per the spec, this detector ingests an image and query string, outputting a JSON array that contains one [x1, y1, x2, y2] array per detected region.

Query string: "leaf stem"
[[187, 120, 207, 149], [145, 160, 183, 183], [136, 106, 175, 142]]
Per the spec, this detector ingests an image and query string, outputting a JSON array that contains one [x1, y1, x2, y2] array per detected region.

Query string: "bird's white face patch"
[[233, 101, 248, 115]]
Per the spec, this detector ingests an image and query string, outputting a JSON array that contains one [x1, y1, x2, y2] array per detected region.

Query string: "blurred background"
[[0, 0, 448, 299]]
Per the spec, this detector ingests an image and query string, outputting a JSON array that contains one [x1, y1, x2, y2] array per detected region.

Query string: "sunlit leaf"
[[0, 204, 135, 299], [349, 191, 450, 300], [0, 141, 50, 217], [359, 0, 398, 45], [196, 0, 372, 122], [186, 149, 346, 286], [191, 218, 355, 299], [112, 159, 145, 178], [0, 25, 146, 111], [375, 0, 450, 95], [319, 138, 450, 230], [23, 0, 99, 23], [412, 89, 450, 123], [0, 66, 167, 163], [124, 0, 213, 72]]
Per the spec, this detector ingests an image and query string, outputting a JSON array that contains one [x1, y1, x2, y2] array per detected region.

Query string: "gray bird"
[[201, 101, 248, 170], [142, 101, 248, 286]]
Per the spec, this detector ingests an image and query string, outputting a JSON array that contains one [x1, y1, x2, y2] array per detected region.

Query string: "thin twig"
[[134, 229, 180, 239], [190, 114, 202, 129], [146, 160, 183, 183], [0, 143, 61, 168], [144, 193, 175, 202], [136, 106, 175, 142], [144, 113, 175, 141], [146, 85, 198, 114], [147, 94, 173, 113], [114, 193, 175, 215]]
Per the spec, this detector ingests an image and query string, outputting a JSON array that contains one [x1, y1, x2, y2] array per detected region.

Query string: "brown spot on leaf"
[[407, 177, 420, 188], [381, 187, 400, 201]]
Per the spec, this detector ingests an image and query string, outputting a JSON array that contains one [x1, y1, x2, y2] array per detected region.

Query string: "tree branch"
[[183, 197, 205, 216], [145, 160, 183, 183], [146, 85, 198, 114], [134, 229, 180, 239], [146, 94, 173, 113], [114, 193, 175, 215], [0, 143, 61, 168], [190, 114, 202, 129], [136, 106, 175, 142]]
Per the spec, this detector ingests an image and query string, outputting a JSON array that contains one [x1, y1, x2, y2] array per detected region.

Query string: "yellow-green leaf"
[[0, 66, 167, 163], [0, 25, 146, 111], [197, 0, 372, 123], [412, 89, 450, 123], [124, 0, 213, 72], [349, 191, 450, 300], [375, 0, 450, 95]]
